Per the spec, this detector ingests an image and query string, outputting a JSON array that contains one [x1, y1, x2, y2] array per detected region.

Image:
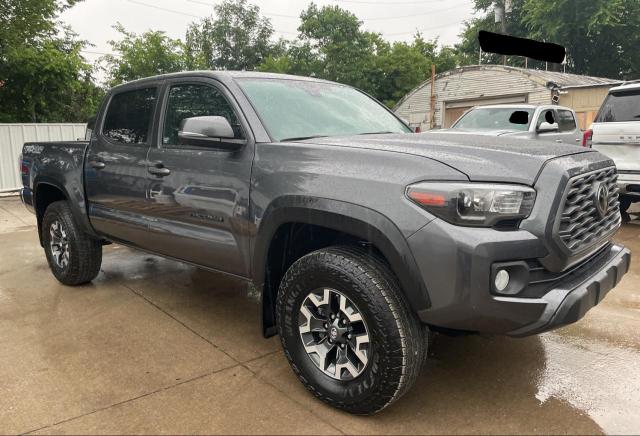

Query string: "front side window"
[[596, 90, 640, 123], [557, 110, 577, 132], [236, 78, 410, 141], [537, 109, 556, 128], [162, 83, 243, 145], [453, 108, 533, 131], [102, 88, 157, 144]]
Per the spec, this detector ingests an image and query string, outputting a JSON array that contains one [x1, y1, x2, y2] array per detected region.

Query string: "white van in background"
[[588, 83, 640, 213]]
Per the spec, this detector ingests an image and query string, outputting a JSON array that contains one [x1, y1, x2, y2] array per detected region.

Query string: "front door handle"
[[555, 140, 563, 143], [89, 160, 105, 170], [148, 165, 171, 177]]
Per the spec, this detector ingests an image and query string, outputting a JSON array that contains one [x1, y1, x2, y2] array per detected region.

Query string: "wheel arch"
[[253, 196, 430, 337], [33, 178, 96, 246]]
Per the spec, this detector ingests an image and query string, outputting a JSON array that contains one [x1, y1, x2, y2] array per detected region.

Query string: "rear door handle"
[[555, 140, 563, 143], [89, 160, 105, 170], [148, 165, 171, 177]]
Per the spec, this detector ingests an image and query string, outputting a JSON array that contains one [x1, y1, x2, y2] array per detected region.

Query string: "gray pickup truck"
[[19, 71, 630, 414]]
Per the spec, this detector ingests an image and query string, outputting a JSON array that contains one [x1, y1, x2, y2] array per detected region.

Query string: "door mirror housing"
[[537, 121, 559, 133], [178, 116, 246, 151]]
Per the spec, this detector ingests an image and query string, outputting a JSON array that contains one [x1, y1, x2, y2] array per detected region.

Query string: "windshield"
[[236, 78, 411, 141], [452, 108, 534, 132]]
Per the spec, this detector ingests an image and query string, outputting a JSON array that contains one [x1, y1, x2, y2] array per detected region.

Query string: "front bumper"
[[408, 219, 631, 336], [618, 172, 640, 198]]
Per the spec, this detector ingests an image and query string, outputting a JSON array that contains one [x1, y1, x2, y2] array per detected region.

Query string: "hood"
[[301, 132, 594, 185]]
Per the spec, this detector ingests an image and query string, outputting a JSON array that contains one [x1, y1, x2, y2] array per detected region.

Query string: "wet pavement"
[[1, 195, 639, 435]]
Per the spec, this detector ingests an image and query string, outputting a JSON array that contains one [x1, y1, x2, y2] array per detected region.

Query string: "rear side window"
[[596, 90, 640, 123], [102, 88, 157, 144], [557, 110, 577, 131]]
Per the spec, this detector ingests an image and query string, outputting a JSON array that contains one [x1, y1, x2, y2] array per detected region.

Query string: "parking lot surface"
[[1, 195, 639, 435]]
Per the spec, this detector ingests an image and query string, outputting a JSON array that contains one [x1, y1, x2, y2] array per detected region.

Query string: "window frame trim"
[[99, 84, 161, 148], [156, 77, 253, 151]]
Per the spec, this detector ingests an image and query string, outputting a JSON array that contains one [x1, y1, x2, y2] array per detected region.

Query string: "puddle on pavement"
[[537, 333, 640, 434]]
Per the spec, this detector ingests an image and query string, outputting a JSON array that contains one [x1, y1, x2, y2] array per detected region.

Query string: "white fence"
[[0, 124, 86, 192]]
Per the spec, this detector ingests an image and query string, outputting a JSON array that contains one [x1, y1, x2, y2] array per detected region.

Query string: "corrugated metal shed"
[[394, 65, 622, 130], [0, 124, 86, 192]]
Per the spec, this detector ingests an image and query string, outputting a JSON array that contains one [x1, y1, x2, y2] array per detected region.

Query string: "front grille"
[[558, 167, 620, 253]]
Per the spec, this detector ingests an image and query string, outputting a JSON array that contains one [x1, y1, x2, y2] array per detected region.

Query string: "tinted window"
[[237, 78, 410, 141], [453, 108, 534, 131], [163, 84, 242, 145], [103, 88, 157, 144], [596, 90, 640, 122], [557, 110, 577, 131]]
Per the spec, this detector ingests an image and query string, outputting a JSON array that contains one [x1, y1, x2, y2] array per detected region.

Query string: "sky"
[[61, 0, 478, 82]]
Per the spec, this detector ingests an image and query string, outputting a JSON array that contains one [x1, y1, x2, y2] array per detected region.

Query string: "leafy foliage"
[[257, 4, 458, 107], [185, 0, 277, 70], [103, 24, 186, 87], [457, 0, 640, 78], [0, 0, 103, 122]]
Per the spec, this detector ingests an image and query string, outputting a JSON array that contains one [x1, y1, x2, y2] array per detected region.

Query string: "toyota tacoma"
[[19, 72, 631, 414]]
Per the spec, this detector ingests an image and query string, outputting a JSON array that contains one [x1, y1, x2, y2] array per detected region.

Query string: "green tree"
[[0, 0, 103, 122], [185, 0, 276, 70], [103, 24, 186, 86], [457, 0, 640, 79]]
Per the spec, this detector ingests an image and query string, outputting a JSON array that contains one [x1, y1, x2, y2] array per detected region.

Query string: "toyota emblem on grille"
[[594, 182, 610, 218]]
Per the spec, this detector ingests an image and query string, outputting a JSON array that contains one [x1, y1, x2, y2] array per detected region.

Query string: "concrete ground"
[[1, 195, 639, 435]]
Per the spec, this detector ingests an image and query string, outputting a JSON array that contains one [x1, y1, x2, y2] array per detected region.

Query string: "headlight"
[[406, 182, 536, 227]]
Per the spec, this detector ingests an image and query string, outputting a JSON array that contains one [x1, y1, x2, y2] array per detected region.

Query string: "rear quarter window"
[[595, 90, 640, 123], [102, 87, 157, 144]]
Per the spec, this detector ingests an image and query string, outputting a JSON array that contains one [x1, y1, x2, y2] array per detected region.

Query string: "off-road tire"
[[276, 245, 426, 415], [42, 201, 102, 285]]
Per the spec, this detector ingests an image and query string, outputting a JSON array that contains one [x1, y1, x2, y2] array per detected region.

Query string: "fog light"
[[494, 269, 510, 292]]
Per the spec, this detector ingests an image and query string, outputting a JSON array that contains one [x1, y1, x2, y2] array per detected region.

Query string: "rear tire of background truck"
[[42, 201, 102, 286], [620, 196, 632, 213], [276, 246, 426, 415]]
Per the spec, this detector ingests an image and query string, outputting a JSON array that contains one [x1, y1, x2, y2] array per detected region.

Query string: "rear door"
[[85, 85, 159, 246], [143, 78, 254, 277], [556, 109, 582, 145], [592, 89, 640, 172]]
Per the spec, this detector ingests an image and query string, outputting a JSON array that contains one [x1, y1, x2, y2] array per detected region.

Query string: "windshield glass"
[[237, 78, 411, 141], [453, 108, 534, 131]]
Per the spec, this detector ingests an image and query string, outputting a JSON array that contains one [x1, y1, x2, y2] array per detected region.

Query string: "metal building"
[[0, 124, 86, 192], [394, 65, 622, 131]]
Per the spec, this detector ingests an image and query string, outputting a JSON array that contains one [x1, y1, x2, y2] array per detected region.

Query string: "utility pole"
[[495, 1, 511, 65]]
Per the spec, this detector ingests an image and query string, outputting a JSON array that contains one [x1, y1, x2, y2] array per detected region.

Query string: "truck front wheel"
[[42, 201, 102, 285], [276, 246, 426, 414]]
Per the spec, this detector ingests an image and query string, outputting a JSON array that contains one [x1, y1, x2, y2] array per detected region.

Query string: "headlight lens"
[[406, 182, 536, 227]]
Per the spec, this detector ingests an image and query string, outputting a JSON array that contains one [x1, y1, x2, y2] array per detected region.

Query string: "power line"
[[185, 0, 471, 21], [127, 0, 471, 38], [127, 0, 201, 18]]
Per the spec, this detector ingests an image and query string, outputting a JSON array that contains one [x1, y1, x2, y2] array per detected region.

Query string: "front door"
[[143, 80, 254, 277], [535, 108, 565, 143], [85, 85, 160, 247]]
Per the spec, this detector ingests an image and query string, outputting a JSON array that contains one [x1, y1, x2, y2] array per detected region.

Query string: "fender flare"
[[253, 196, 431, 335], [32, 177, 98, 244]]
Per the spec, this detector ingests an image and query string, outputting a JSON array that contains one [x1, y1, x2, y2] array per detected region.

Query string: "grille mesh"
[[558, 167, 620, 253]]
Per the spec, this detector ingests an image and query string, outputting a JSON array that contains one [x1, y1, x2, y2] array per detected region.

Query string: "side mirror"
[[178, 116, 246, 151], [537, 122, 559, 133]]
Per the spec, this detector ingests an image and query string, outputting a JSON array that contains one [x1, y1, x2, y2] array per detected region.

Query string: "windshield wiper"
[[280, 135, 328, 142], [356, 131, 395, 135]]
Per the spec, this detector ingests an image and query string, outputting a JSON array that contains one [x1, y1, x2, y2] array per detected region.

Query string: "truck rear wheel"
[[42, 201, 102, 285], [276, 246, 426, 415]]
